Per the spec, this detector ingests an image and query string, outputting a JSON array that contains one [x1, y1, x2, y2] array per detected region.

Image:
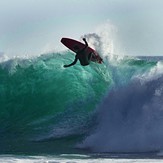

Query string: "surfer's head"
[[74, 45, 80, 52]]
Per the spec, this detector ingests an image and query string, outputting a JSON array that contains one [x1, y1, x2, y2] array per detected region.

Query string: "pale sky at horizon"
[[0, 0, 163, 57]]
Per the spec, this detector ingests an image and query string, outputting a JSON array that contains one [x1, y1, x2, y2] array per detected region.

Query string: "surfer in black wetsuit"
[[63, 38, 92, 68]]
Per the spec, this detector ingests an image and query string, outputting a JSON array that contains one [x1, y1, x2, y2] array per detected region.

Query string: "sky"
[[0, 0, 163, 57]]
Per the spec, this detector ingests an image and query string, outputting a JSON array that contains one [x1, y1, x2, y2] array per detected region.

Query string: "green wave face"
[[0, 52, 159, 154], [0, 52, 112, 153]]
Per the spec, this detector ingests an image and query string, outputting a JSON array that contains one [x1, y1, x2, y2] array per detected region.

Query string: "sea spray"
[[79, 59, 163, 153]]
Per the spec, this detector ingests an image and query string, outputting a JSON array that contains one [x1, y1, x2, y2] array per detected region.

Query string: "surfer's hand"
[[83, 38, 86, 41], [63, 65, 68, 68]]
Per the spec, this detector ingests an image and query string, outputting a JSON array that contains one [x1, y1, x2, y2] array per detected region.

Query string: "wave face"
[[0, 52, 111, 154], [0, 50, 163, 154]]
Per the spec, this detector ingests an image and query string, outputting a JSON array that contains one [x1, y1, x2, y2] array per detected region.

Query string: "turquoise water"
[[0, 52, 111, 154], [0, 51, 163, 157]]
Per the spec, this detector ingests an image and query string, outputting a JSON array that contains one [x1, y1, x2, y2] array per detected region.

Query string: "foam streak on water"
[[1, 155, 163, 163]]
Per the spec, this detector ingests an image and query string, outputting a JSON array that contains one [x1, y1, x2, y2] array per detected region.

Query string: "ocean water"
[[0, 51, 163, 162]]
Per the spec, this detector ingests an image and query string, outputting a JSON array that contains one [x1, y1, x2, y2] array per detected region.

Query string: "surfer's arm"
[[63, 56, 78, 68], [83, 38, 88, 46], [78, 38, 88, 53]]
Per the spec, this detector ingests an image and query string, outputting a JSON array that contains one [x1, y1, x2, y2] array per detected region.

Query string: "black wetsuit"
[[64, 39, 92, 68]]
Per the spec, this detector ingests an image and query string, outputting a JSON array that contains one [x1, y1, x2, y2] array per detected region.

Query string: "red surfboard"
[[61, 38, 103, 64]]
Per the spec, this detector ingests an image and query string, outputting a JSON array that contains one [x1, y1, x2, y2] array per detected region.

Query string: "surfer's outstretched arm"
[[64, 56, 78, 68]]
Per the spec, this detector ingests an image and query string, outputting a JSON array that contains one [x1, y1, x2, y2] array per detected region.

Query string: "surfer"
[[63, 38, 92, 68]]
